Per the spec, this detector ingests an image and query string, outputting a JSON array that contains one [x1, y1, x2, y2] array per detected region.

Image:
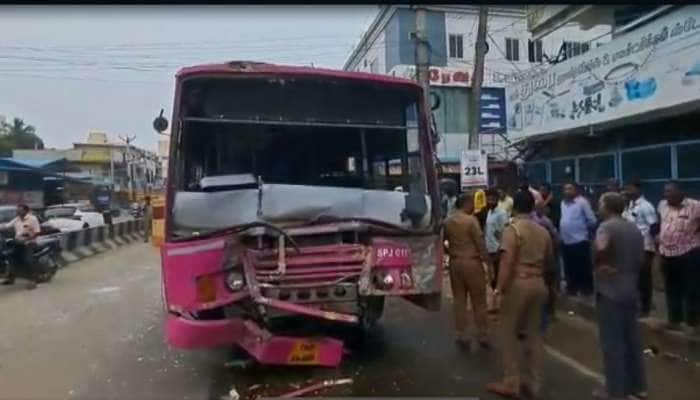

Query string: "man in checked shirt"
[[656, 181, 700, 334]]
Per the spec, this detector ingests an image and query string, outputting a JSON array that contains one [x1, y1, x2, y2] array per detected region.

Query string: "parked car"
[[0, 205, 16, 225], [43, 203, 105, 232]]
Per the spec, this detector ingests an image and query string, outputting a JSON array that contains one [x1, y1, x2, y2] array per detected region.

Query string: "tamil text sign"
[[506, 6, 700, 141]]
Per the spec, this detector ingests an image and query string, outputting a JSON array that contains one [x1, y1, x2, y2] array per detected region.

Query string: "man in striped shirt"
[[657, 182, 700, 334]]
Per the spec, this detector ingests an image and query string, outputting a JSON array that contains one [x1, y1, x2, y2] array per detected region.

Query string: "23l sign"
[[460, 149, 488, 189]]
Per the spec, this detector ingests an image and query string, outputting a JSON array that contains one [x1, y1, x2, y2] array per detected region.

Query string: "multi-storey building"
[[344, 5, 608, 176]]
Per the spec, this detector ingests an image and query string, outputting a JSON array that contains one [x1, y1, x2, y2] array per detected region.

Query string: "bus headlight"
[[226, 271, 245, 291]]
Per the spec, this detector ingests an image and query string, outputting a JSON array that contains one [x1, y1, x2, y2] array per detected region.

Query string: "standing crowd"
[[441, 178, 700, 400]]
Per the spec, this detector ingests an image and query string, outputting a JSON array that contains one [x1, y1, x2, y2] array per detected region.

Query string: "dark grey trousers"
[[596, 293, 647, 397]]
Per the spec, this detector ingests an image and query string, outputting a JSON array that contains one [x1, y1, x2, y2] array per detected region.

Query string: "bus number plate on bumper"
[[287, 341, 321, 365]]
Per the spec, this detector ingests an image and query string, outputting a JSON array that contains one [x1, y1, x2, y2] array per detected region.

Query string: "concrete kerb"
[[57, 219, 145, 266], [558, 295, 700, 363]]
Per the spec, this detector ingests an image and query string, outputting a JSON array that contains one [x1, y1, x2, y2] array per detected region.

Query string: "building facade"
[[510, 5, 700, 204], [14, 131, 161, 193], [344, 5, 608, 172]]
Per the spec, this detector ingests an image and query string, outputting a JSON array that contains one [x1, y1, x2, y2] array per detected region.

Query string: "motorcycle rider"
[[2, 204, 41, 290]]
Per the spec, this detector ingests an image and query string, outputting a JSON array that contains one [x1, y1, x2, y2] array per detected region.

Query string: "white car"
[[43, 203, 105, 232]]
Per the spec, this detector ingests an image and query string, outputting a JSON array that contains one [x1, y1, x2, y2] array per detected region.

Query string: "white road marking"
[[545, 344, 605, 385], [90, 286, 121, 294]]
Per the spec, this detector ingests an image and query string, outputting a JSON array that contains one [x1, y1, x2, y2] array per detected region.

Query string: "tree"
[[0, 117, 44, 156]]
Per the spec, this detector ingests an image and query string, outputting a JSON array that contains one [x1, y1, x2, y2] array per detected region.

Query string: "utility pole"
[[414, 6, 432, 121], [118, 134, 136, 201], [468, 5, 489, 150], [109, 147, 115, 190]]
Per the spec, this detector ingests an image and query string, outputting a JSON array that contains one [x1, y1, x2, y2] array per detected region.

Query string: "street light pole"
[[118, 134, 136, 201], [468, 5, 489, 150], [414, 6, 432, 121]]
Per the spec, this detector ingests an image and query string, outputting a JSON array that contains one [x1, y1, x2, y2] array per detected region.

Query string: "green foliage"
[[0, 117, 45, 157]]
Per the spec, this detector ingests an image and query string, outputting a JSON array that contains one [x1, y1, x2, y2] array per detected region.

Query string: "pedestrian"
[[484, 188, 509, 289], [486, 189, 554, 400], [656, 181, 700, 334], [559, 182, 597, 298], [531, 202, 561, 333], [497, 188, 514, 217], [143, 195, 153, 243], [1, 204, 41, 290], [622, 179, 659, 317], [605, 178, 621, 193], [440, 179, 458, 219], [539, 182, 560, 228], [592, 192, 648, 400], [444, 193, 493, 349]]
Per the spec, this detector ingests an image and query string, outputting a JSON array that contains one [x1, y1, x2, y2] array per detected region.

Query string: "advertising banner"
[[506, 6, 700, 141]]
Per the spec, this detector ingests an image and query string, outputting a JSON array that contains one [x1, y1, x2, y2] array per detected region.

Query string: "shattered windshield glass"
[[169, 76, 432, 237]]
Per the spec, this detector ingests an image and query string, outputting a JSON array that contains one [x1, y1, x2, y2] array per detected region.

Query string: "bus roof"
[[176, 61, 421, 90]]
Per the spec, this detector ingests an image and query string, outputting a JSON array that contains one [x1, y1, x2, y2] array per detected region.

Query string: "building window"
[[564, 41, 590, 59], [677, 142, 700, 179], [621, 146, 671, 180], [578, 154, 615, 183], [551, 158, 575, 184], [505, 38, 519, 61], [448, 34, 464, 59], [525, 162, 547, 184], [528, 39, 543, 63]]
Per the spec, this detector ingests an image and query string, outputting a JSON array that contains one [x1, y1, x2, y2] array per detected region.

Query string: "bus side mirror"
[[153, 109, 169, 134], [401, 191, 428, 227]]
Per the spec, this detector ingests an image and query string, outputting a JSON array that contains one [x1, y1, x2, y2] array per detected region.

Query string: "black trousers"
[[638, 251, 654, 315], [489, 252, 501, 290], [7, 242, 38, 283], [596, 294, 647, 397], [662, 247, 700, 327], [561, 241, 594, 296]]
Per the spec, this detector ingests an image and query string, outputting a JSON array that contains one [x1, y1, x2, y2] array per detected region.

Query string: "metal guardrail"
[[43, 219, 145, 264]]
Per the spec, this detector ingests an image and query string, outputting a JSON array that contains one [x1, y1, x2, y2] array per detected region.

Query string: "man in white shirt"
[[2, 204, 41, 289], [622, 180, 659, 317], [484, 188, 509, 289]]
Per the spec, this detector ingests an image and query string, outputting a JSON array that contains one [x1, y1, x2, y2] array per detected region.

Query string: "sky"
[[0, 5, 378, 152]]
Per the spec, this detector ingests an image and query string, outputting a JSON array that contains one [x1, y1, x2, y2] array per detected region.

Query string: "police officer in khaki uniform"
[[486, 189, 554, 399], [444, 193, 493, 348]]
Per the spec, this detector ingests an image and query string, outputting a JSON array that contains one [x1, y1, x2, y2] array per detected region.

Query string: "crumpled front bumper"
[[166, 314, 344, 367]]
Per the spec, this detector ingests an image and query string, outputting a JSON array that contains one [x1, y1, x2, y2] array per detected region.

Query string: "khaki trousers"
[[499, 276, 548, 393], [449, 260, 488, 341]]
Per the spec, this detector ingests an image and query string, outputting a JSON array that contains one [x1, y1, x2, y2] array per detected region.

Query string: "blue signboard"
[[479, 87, 507, 135]]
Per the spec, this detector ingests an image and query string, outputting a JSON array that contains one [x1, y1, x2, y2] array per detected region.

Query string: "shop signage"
[[390, 65, 471, 87], [480, 88, 507, 135], [505, 5, 700, 141], [81, 148, 112, 163], [460, 149, 488, 189]]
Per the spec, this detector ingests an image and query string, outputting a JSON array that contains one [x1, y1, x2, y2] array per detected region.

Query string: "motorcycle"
[[129, 203, 143, 219], [0, 234, 61, 284]]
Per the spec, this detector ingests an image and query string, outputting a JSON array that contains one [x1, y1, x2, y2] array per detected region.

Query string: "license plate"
[[287, 340, 321, 365]]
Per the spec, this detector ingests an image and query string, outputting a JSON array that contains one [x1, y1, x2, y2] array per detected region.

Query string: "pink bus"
[[156, 61, 444, 367]]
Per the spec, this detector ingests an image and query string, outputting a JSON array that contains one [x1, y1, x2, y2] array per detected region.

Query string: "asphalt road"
[[1, 243, 698, 400]]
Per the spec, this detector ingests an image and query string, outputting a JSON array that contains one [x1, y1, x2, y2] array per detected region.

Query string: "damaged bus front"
[[159, 61, 443, 367]]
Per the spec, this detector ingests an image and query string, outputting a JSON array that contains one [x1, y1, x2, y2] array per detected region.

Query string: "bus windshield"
[[169, 71, 436, 238]]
